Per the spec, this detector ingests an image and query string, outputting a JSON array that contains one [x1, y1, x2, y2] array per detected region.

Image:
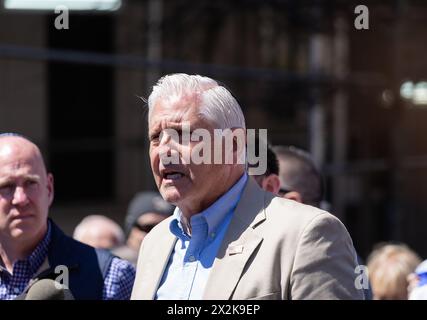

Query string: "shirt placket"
[[184, 220, 207, 299], [8, 261, 30, 299]]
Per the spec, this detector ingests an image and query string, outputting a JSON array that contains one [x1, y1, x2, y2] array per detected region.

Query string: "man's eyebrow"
[[24, 174, 41, 181], [149, 122, 189, 136], [0, 174, 40, 185], [165, 124, 187, 131]]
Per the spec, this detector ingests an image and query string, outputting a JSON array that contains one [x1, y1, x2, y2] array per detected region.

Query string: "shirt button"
[[188, 255, 196, 262], [210, 233, 216, 238], [14, 287, 20, 294]]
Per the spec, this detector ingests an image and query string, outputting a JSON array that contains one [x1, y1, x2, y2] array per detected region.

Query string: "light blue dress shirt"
[[156, 173, 248, 300]]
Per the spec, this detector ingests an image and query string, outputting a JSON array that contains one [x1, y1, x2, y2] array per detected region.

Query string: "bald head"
[[0, 134, 54, 249], [0, 135, 48, 176], [73, 215, 125, 249]]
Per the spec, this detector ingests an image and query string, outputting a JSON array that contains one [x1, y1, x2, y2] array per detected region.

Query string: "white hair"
[[73, 215, 125, 247], [147, 73, 246, 129]]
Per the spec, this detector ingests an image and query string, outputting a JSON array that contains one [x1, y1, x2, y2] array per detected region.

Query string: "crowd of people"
[[1, 73, 426, 300]]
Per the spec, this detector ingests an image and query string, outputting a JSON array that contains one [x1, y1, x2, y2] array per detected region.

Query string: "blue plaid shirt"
[[0, 221, 135, 300]]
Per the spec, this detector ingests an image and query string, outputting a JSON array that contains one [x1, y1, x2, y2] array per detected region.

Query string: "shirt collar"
[[170, 173, 248, 237], [0, 220, 51, 276], [26, 220, 52, 275]]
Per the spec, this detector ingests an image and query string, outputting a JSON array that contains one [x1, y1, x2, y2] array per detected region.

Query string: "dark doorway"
[[47, 14, 115, 202]]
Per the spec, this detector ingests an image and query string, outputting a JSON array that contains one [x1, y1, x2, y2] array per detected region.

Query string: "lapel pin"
[[228, 245, 244, 255]]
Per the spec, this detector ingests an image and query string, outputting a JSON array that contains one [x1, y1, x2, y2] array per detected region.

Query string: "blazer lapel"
[[203, 177, 267, 299], [133, 229, 177, 299]]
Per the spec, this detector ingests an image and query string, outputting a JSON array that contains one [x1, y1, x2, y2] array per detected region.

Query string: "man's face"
[[0, 138, 53, 242], [149, 97, 231, 214]]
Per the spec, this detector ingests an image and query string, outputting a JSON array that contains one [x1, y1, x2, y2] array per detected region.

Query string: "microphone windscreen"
[[25, 279, 74, 300]]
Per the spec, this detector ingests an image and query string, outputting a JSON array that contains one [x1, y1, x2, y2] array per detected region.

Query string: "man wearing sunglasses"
[[272, 145, 324, 207], [113, 191, 174, 265]]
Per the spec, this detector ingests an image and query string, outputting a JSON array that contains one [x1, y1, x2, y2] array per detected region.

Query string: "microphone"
[[24, 279, 75, 300]]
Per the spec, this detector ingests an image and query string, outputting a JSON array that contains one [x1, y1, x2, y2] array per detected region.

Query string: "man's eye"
[[26, 180, 38, 187], [0, 184, 14, 192]]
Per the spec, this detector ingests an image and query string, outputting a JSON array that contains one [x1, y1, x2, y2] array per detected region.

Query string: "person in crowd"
[[408, 259, 427, 299], [131, 73, 364, 300], [248, 141, 281, 194], [0, 133, 135, 300], [73, 215, 125, 250], [272, 145, 323, 207], [367, 243, 421, 300], [113, 191, 174, 265]]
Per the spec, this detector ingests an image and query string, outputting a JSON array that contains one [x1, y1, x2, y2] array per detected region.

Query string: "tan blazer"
[[131, 177, 365, 300]]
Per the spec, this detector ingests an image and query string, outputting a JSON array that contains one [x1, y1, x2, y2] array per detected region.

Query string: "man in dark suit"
[[0, 133, 135, 299]]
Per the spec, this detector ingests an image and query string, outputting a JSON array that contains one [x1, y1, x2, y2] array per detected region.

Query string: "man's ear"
[[282, 191, 303, 204], [47, 173, 54, 206], [261, 174, 281, 195]]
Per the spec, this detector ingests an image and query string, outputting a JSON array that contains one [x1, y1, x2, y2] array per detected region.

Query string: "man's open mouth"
[[164, 172, 184, 180], [161, 168, 186, 181]]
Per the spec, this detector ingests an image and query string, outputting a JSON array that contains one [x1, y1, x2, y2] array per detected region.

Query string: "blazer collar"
[[203, 176, 267, 299], [136, 222, 177, 300], [143, 177, 269, 300]]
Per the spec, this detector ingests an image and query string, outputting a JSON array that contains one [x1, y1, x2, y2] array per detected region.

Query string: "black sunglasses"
[[135, 223, 157, 233], [278, 188, 291, 196]]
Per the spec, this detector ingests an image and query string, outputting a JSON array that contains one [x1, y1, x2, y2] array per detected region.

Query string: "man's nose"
[[158, 132, 172, 153], [158, 131, 180, 160], [12, 186, 30, 206], [159, 130, 181, 147]]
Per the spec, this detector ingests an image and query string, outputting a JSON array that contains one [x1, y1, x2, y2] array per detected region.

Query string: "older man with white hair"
[[131, 73, 364, 300]]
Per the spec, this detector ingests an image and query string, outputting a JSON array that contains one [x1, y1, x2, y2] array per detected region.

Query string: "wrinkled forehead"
[[149, 96, 203, 127]]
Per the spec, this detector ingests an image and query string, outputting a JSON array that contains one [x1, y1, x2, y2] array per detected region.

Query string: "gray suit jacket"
[[131, 177, 365, 300]]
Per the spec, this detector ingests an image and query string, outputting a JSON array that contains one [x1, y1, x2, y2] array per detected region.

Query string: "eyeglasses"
[[278, 188, 291, 196]]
